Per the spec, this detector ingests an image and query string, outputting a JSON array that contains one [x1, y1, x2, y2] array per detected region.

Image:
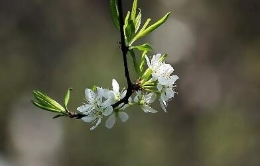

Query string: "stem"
[[112, 0, 140, 108], [118, 0, 131, 86]]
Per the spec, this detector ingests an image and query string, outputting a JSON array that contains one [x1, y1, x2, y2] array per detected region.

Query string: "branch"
[[117, 0, 131, 86], [58, 0, 139, 119]]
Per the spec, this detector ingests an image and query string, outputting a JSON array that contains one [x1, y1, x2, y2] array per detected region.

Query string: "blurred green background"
[[1, 0, 260, 166]]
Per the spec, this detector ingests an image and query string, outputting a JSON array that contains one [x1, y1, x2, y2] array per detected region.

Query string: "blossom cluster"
[[77, 54, 178, 130]]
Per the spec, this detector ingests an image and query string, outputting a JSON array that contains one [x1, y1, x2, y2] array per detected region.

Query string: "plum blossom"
[[77, 87, 114, 130], [145, 54, 179, 112], [134, 91, 157, 113], [105, 111, 129, 129]]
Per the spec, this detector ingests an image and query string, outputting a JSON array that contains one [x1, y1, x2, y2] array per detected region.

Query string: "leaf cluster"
[[109, 0, 170, 76], [32, 88, 73, 118]]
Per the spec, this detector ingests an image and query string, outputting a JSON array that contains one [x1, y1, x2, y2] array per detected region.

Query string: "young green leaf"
[[130, 12, 171, 44], [159, 54, 167, 62], [139, 50, 148, 73], [141, 68, 152, 81], [125, 20, 135, 43], [139, 18, 151, 33], [32, 90, 65, 112], [32, 100, 62, 113], [132, 43, 153, 51], [123, 11, 131, 42], [129, 49, 140, 75], [64, 88, 72, 110], [109, 0, 120, 30], [131, 0, 138, 21], [134, 9, 142, 32], [124, 11, 130, 28]]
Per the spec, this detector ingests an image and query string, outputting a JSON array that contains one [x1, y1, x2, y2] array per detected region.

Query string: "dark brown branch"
[[117, 0, 131, 86], [111, 0, 142, 108]]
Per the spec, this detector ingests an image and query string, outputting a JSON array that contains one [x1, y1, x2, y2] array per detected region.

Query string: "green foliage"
[[64, 88, 72, 110], [132, 43, 153, 52], [32, 88, 73, 118], [109, 0, 120, 30], [139, 51, 148, 74], [32, 90, 66, 113], [131, 0, 138, 21], [110, 0, 170, 47], [130, 12, 171, 45], [107, 0, 171, 77]]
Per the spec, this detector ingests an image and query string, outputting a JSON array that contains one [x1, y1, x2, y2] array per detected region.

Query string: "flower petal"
[[118, 112, 129, 122], [134, 91, 141, 103], [103, 106, 113, 116], [159, 99, 167, 112], [170, 75, 179, 84], [145, 55, 151, 67], [142, 105, 157, 113], [166, 88, 175, 99], [82, 116, 95, 123], [85, 89, 95, 103], [112, 79, 120, 94], [145, 93, 157, 104], [105, 114, 116, 129], [90, 118, 102, 130], [77, 104, 93, 113]]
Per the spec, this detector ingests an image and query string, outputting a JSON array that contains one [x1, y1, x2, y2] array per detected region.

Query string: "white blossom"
[[77, 87, 113, 130], [105, 111, 129, 129], [134, 91, 157, 113], [145, 53, 163, 71], [145, 53, 179, 112], [105, 79, 131, 129]]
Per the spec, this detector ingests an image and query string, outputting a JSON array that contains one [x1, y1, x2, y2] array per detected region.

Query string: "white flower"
[[158, 74, 179, 86], [145, 54, 163, 71], [157, 82, 178, 112], [110, 79, 123, 102], [101, 79, 132, 129], [134, 91, 157, 113], [77, 87, 113, 130], [77, 79, 132, 130], [145, 53, 179, 112], [105, 111, 129, 129], [153, 64, 174, 82]]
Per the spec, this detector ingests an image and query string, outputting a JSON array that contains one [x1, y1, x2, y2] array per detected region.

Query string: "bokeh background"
[[1, 0, 260, 165]]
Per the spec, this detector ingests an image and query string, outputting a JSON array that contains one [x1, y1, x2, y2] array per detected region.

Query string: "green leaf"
[[134, 9, 142, 32], [32, 90, 65, 112], [124, 11, 130, 28], [139, 18, 151, 33], [130, 12, 171, 45], [123, 11, 131, 42], [129, 49, 140, 75], [92, 85, 98, 92], [109, 0, 120, 30], [32, 91, 57, 108], [125, 20, 135, 43], [131, 0, 138, 21], [139, 50, 148, 73], [141, 68, 152, 81], [64, 88, 72, 110], [32, 100, 62, 113], [159, 54, 167, 62], [133, 43, 153, 51]]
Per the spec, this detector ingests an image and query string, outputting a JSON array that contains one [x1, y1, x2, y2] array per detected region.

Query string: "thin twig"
[[112, 0, 138, 108], [117, 0, 131, 86]]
